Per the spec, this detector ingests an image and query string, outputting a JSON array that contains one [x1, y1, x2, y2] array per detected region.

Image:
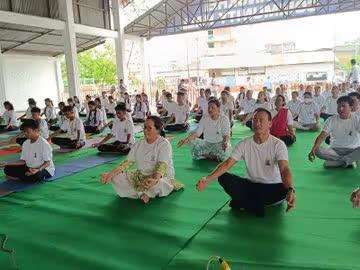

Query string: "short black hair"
[[304, 91, 312, 97], [3, 101, 14, 110], [351, 59, 356, 65], [31, 107, 41, 114], [88, 101, 96, 106], [63, 105, 74, 113], [224, 86, 230, 91], [208, 98, 220, 107], [177, 91, 185, 97], [115, 102, 127, 112], [348, 92, 360, 100], [337, 95, 353, 106], [165, 92, 172, 98], [58, 101, 65, 107], [28, 98, 36, 105], [21, 119, 40, 130], [67, 98, 74, 102], [253, 108, 272, 121]]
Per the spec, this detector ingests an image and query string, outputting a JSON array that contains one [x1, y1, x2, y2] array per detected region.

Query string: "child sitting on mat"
[[95, 97, 108, 124], [50, 102, 66, 131], [93, 103, 134, 154], [0, 101, 19, 132], [106, 96, 116, 118], [67, 97, 79, 118], [132, 94, 147, 123], [0, 119, 55, 182], [80, 95, 91, 117], [13, 107, 49, 146], [83, 101, 104, 134], [165, 91, 190, 132], [42, 98, 57, 126], [50, 106, 86, 149], [73, 96, 82, 114], [18, 98, 36, 122]]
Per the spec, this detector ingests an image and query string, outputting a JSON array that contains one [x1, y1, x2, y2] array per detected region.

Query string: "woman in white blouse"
[[101, 116, 183, 204], [0, 101, 19, 131], [178, 98, 231, 162]]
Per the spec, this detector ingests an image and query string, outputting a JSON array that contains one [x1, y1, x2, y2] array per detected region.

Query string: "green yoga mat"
[[0, 125, 237, 270], [165, 129, 360, 270]]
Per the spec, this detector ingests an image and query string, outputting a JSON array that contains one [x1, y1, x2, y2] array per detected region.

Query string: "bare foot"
[[140, 194, 150, 204]]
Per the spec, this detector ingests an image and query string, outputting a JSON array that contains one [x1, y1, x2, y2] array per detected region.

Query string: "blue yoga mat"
[[0, 154, 121, 197]]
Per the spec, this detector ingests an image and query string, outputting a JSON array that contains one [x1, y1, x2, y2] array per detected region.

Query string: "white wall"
[[2, 53, 60, 111]]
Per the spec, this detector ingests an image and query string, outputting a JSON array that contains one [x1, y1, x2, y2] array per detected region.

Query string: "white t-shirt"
[[321, 90, 332, 99], [298, 102, 319, 124], [38, 119, 49, 139], [108, 102, 116, 114], [231, 135, 288, 184], [111, 117, 135, 144], [349, 64, 360, 83], [100, 97, 109, 111], [196, 115, 230, 143], [323, 96, 338, 115], [44, 106, 56, 121], [313, 95, 325, 110], [127, 136, 174, 179], [220, 101, 234, 118], [197, 96, 207, 112], [56, 112, 66, 127], [133, 102, 147, 119], [323, 114, 360, 149], [169, 103, 190, 125], [2, 110, 18, 126], [239, 98, 256, 114], [60, 117, 86, 141], [86, 109, 103, 128], [287, 100, 301, 116], [21, 136, 55, 176], [164, 101, 177, 114], [25, 107, 32, 118]]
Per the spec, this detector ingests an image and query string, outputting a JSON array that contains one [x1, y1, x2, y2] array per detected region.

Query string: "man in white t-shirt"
[[298, 84, 305, 101], [94, 103, 134, 154], [321, 85, 339, 121], [165, 92, 190, 132], [287, 91, 301, 119], [309, 96, 360, 168], [1, 119, 55, 182], [195, 108, 296, 217], [236, 90, 256, 122], [294, 92, 320, 131], [50, 106, 86, 150], [313, 85, 325, 109], [348, 59, 360, 86], [220, 90, 234, 125]]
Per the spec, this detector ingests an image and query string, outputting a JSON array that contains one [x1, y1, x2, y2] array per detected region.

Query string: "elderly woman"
[[178, 98, 231, 162], [270, 95, 296, 146], [100, 116, 183, 204]]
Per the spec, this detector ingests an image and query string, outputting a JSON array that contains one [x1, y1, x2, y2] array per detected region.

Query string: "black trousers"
[[279, 135, 296, 146], [165, 123, 189, 132], [52, 137, 85, 149], [218, 173, 287, 217], [16, 137, 27, 146], [106, 113, 115, 118], [0, 125, 19, 132], [320, 113, 333, 121], [84, 125, 100, 134], [47, 119, 57, 125], [245, 120, 252, 130], [49, 125, 61, 131], [79, 113, 87, 117], [133, 118, 145, 123], [4, 164, 51, 182], [325, 136, 330, 145], [194, 114, 202, 123], [98, 141, 130, 154]]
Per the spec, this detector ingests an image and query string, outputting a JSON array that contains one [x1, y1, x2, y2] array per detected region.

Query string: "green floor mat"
[[165, 128, 360, 270], [0, 124, 241, 270]]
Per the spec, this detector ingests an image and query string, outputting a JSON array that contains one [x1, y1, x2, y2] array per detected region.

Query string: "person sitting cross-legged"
[[100, 116, 183, 204], [83, 101, 104, 134], [270, 95, 296, 146], [93, 103, 134, 154], [308, 95, 360, 168], [177, 98, 231, 162], [50, 106, 86, 150], [0, 119, 55, 182], [195, 108, 296, 217], [293, 91, 320, 131], [164, 91, 190, 132]]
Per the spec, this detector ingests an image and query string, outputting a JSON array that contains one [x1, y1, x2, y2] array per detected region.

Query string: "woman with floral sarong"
[[101, 116, 183, 204]]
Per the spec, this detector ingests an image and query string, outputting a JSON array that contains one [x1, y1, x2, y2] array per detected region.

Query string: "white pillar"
[[0, 47, 6, 104], [113, 0, 127, 87], [60, 0, 81, 97]]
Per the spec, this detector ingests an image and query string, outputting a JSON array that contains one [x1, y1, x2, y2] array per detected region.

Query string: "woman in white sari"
[[101, 116, 183, 203]]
